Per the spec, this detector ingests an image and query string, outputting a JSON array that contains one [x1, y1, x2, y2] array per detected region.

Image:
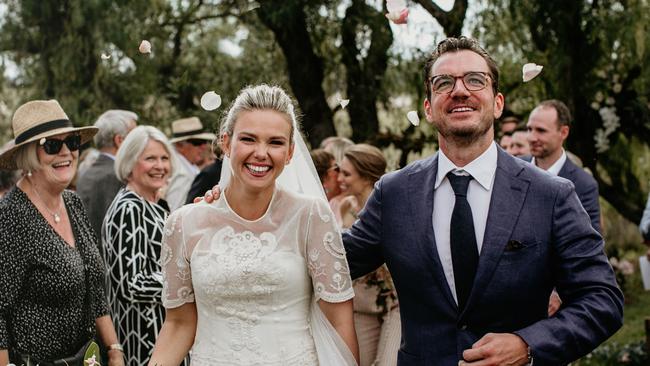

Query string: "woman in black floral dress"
[[0, 100, 124, 366]]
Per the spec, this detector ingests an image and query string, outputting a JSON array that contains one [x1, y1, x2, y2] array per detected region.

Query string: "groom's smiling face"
[[423, 50, 504, 144]]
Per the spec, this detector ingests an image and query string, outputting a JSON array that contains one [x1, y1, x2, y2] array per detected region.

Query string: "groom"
[[342, 37, 623, 365], [202, 37, 623, 365]]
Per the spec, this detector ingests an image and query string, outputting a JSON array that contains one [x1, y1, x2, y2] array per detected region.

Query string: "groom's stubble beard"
[[435, 113, 495, 148]]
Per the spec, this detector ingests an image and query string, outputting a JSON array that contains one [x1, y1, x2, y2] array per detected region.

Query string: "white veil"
[[219, 131, 326, 198], [219, 132, 357, 366]]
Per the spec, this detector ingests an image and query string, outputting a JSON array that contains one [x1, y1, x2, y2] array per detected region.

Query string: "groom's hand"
[[193, 185, 222, 203], [460, 333, 529, 366]]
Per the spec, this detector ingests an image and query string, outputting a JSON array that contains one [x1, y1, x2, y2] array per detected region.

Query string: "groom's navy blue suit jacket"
[[343, 147, 623, 366]]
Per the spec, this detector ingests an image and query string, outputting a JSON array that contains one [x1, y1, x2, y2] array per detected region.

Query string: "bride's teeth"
[[247, 164, 270, 173]]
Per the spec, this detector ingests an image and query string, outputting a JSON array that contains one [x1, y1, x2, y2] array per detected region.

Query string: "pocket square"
[[505, 240, 524, 251]]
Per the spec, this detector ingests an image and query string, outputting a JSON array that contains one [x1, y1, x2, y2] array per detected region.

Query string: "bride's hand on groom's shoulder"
[[194, 185, 222, 204]]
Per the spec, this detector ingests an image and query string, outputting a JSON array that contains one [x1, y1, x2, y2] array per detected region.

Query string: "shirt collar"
[[100, 152, 116, 160], [531, 149, 566, 176], [435, 141, 498, 191]]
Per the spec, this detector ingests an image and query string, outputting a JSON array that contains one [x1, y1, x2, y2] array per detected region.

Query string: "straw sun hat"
[[169, 117, 216, 144], [0, 100, 98, 170]]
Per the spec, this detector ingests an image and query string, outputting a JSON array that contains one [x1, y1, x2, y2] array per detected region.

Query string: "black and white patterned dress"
[[102, 188, 187, 366], [0, 187, 107, 361]]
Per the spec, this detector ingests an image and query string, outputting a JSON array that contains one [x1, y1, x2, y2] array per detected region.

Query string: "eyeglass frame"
[[428, 71, 494, 95], [39, 134, 82, 155]]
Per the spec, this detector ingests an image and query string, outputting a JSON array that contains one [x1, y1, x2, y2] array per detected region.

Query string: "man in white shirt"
[[526, 100, 601, 233], [166, 117, 215, 211]]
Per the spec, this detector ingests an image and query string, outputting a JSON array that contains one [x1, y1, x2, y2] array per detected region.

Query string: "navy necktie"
[[447, 173, 479, 311]]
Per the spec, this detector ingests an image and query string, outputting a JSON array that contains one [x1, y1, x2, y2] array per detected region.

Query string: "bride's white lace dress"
[[161, 186, 355, 365]]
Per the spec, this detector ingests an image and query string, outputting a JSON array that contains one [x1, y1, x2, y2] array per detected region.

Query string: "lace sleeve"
[[306, 198, 354, 303], [160, 209, 195, 308]]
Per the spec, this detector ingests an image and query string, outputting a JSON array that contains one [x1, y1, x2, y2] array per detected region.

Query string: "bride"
[[149, 84, 359, 365]]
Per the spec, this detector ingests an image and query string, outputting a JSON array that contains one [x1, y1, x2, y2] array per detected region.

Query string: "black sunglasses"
[[39, 134, 81, 155], [186, 139, 208, 146]]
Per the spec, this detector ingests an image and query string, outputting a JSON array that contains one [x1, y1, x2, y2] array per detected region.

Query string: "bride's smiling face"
[[222, 109, 295, 194]]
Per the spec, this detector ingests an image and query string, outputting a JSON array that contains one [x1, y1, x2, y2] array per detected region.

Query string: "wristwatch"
[[108, 343, 124, 352], [526, 346, 534, 365]]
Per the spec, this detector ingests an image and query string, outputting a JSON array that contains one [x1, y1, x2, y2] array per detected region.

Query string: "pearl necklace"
[[29, 179, 63, 223]]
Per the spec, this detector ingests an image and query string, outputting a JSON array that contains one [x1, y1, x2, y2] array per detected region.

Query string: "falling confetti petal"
[[407, 110, 419, 126], [139, 40, 152, 54], [101, 53, 111, 60], [200, 91, 222, 111], [522, 63, 543, 82], [386, 0, 409, 24], [386, 8, 409, 24], [340, 99, 350, 109]]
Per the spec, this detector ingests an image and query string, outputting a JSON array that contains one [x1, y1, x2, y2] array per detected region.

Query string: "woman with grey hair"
[[0, 100, 124, 366], [102, 126, 188, 366], [150, 85, 358, 365]]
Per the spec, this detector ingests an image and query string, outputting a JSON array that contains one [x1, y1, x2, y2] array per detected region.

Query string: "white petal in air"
[[386, 8, 409, 24], [522, 63, 543, 82], [200, 91, 222, 111], [101, 53, 111, 60], [386, 0, 407, 13], [386, 0, 408, 24], [340, 99, 350, 109], [407, 110, 419, 126], [139, 40, 152, 54]]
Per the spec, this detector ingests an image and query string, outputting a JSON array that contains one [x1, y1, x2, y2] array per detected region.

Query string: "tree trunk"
[[256, 0, 335, 147], [341, 0, 393, 143]]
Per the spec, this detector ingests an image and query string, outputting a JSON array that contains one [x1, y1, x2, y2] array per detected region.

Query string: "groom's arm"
[[342, 178, 386, 280], [514, 180, 623, 364]]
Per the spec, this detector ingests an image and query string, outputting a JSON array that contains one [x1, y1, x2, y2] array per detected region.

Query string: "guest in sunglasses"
[[165, 117, 215, 211], [0, 100, 124, 366], [102, 126, 188, 366]]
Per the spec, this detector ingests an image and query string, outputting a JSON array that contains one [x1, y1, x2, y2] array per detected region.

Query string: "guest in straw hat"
[[0, 100, 124, 366], [165, 117, 215, 211]]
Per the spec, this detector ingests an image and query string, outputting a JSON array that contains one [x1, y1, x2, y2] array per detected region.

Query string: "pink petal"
[[522, 63, 543, 82], [139, 40, 152, 54]]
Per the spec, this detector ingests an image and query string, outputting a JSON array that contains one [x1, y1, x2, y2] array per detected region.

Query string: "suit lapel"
[[463, 150, 530, 315], [557, 157, 574, 180], [407, 154, 458, 310]]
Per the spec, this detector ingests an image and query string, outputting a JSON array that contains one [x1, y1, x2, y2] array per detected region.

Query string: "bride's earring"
[[26, 170, 32, 177]]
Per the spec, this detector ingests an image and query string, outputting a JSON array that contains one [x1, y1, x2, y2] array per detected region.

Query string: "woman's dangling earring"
[[27, 170, 32, 177]]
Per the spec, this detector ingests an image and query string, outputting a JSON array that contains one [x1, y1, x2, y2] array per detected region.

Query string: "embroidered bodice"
[[161, 187, 354, 365]]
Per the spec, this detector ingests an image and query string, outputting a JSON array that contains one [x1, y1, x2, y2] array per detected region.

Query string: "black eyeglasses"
[[429, 72, 491, 94], [186, 139, 208, 146], [39, 134, 81, 155]]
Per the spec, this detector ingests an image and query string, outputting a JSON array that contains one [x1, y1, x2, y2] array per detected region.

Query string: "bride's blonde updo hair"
[[218, 84, 300, 152]]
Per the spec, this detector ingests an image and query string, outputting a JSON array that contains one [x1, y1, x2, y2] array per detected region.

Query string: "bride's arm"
[[318, 299, 359, 364], [148, 303, 197, 366]]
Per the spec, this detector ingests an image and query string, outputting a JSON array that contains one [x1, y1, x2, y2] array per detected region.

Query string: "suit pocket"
[[397, 349, 423, 365], [498, 240, 541, 267]]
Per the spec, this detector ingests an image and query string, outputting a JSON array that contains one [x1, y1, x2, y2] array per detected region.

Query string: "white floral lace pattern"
[[159, 188, 354, 365]]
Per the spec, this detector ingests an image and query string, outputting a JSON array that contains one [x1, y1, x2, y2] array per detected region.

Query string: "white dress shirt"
[[433, 142, 498, 304], [531, 149, 567, 176]]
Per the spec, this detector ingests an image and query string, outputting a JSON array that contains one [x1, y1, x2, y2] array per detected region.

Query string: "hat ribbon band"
[[173, 128, 205, 138], [15, 119, 73, 144]]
